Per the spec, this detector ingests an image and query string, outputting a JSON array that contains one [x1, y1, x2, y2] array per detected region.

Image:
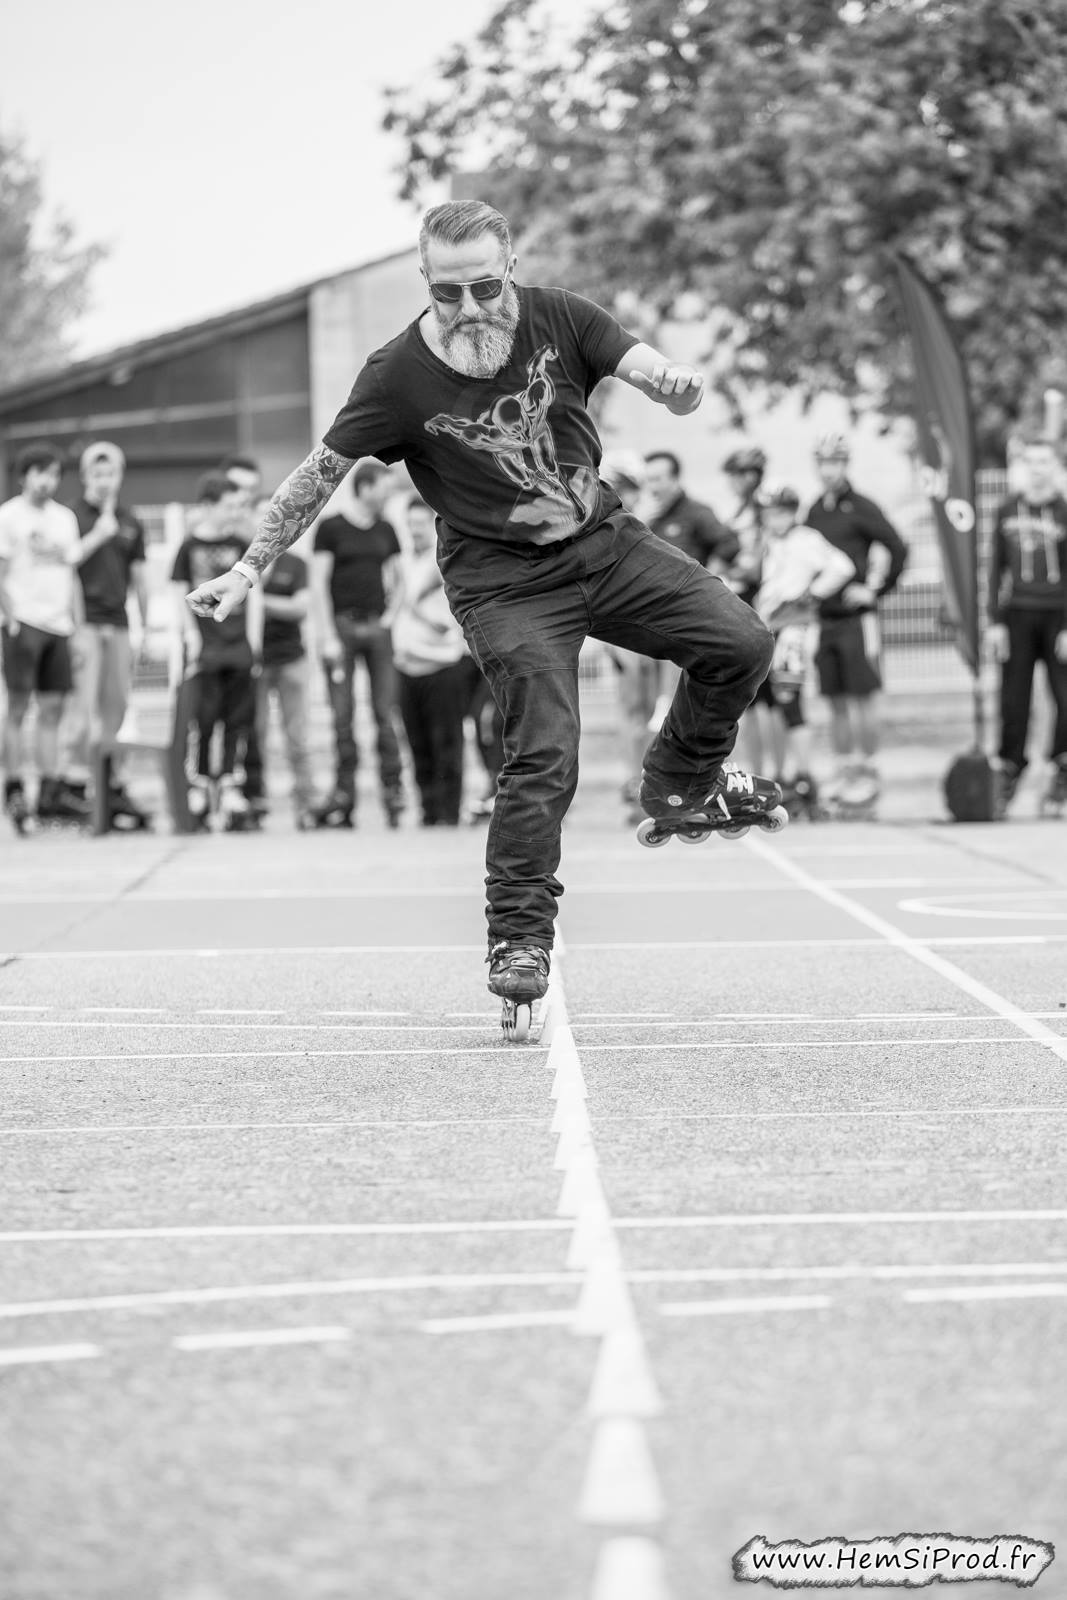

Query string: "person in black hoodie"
[[804, 432, 908, 804], [987, 436, 1067, 808]]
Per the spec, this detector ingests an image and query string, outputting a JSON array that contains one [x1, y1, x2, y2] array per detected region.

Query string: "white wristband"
[[231, 560, 259, 587]]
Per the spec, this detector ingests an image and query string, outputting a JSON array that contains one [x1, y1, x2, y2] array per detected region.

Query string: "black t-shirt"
[[74, 499, 146, 627], [314, 517, 400, 616], [263, 552, 307, 666], [648, 491, 738, 569], [804, 482, 908, 618], [322, 285, 640, 552], [171, 533, 251, 663]]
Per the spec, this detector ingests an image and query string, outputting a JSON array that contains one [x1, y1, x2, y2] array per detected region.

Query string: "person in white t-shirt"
[[753, 483, 856, 816], [391, 496, 469, 825], [0, 444, 88, 829]]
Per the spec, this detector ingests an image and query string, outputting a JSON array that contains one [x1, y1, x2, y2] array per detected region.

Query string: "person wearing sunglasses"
[[186, 199, 777, 1016]]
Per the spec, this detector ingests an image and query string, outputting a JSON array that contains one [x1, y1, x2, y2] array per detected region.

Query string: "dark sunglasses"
[[428, 269, 510, 304]]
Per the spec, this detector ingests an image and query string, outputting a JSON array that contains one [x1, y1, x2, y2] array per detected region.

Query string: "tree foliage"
[[384, 0, 1067, 461], [0, 130, 103, 391]]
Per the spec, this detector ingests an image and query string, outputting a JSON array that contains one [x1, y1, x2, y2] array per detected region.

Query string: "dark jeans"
[[398, 660, 468, 824], [998, 608, 1067, 769], [325, 615, 403, 797], [193, 663, 255, 778], [459, 656, 505, 785], [448, 510, 773, 948]]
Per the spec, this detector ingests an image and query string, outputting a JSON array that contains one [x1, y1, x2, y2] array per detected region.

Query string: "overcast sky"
[[0, 0, 552, 357]]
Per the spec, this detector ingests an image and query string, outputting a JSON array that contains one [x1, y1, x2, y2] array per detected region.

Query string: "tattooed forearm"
[[242, 445, 354, 574]]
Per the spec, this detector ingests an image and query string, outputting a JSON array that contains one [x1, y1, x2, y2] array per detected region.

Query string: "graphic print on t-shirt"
[[424, 345, 599, 543]]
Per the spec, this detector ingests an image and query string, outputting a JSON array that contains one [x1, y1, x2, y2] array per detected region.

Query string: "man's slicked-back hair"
[[419, 200, 511, 265]]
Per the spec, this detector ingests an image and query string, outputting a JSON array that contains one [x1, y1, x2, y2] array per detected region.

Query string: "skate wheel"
[[501, 1001, 531, 1043], [760, 805, 790, 833], [636, 818, 671, 848], [678, 825, 711, 843], [719, 822, 750, 839]]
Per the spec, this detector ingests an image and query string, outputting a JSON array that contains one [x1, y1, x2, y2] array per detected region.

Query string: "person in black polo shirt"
[[311, 460, 404, 827], [63, 442, 150, 823], [804, 431, 908, 806]]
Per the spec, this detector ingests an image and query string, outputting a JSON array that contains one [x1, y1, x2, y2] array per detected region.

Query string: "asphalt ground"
[[1, 764, 1065, 1600]]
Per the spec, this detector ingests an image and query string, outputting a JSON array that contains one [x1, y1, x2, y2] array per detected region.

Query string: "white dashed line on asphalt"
[[0, 1342, 100, 1366], [172, 1326, 352, 1351], [904, 1284, 1067, 1304], [420, 1310, 574, 1334], [660, 1296, 833, 1317]]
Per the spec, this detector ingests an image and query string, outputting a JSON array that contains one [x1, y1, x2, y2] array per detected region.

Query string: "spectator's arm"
[[810, 544, 857, 601], [246, 584, 265, 661], [862, 503, 908, 598], [380, 553, 403, 625], [263, 587, 309, 621], [72, 507, 119, 565], [130, 559, 150, 636], [0, 555, 16, 631], [987, 510, 1009, 622], [312, 550, 340, 661]]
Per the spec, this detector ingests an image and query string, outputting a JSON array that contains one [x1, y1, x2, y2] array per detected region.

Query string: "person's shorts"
[[1, 623, 73, 695], [815, 613, 882, 698]]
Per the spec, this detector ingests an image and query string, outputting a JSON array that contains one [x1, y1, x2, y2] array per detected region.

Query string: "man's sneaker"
[[486, 941, 551, 1002]]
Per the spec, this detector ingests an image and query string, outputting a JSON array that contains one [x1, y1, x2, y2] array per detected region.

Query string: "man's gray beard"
[[438, 284, 520, 378]]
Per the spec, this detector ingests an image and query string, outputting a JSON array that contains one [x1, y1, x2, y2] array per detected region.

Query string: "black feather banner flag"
[[894, 254, 979, 675]]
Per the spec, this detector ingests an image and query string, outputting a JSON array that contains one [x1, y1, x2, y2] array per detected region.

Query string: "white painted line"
[[904, 1284, 1067, 1304], [746, 834, 1067, 1066], [587, 1327, 662, 1418], [571, 1037, 1044, 1054], [900, 889, 1067, 920], [660, 1296, 833, 1317], [0, 1021, 534, 1035], [80, 1007, 167, 1015], [0, 1116, 545, 1137], [173, 1326, 352, 1351], [0, 1272, 578, 1320], [0, 1342, 100, 1366], [0, 1220, 572, 1243], [579, 1418, 665, 1526], [420, 1310, 574, 1334], [0, 1046, 543, 1064], [631, 1263, 1067, 1286], [590, 1537, 672, 1600], [0, 944, 486, 960], [544, 935, 666, 1562], [195, 1009, 286, 1017], [3, 934, 1065, 959], [613, 1210, 1067, 1229], [5, 1210, 1062, 1248]]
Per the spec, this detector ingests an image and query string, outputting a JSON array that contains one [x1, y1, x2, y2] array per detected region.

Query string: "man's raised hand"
[[186, 572, 251, 624], [628, 363, 705, 415]]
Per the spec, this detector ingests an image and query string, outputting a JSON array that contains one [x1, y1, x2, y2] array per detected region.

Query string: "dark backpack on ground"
[[943, 748, 1000, 822]]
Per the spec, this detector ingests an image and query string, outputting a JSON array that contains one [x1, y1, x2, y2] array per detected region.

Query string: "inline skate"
[[636, 765, 788, 847], [486, 940, 550, 1043]]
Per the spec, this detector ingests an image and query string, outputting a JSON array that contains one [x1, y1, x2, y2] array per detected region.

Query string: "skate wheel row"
[[500, 1000, 532, 1043], [635, 805, 789, 848]]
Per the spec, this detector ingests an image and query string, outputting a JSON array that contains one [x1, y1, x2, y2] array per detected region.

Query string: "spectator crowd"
[[2, 422, 1065, 833]]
